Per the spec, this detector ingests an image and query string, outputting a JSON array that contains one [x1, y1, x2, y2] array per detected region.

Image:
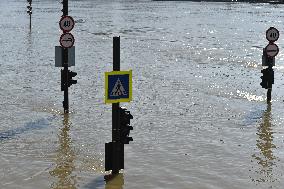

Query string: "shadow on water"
[[84, 173, 124, 189], [0, 116, 54, 141], [242, 104, 264, 127], [250, 103, 277, 184], [49, 114, 77, 189]]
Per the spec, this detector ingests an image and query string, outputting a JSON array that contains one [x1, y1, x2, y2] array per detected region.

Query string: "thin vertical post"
[[29, 14, 31, 30], [112, 36, 120, 141], [112, 36, 120, 174], [63, 49, 69, 113], [267, 57, 273, 103], [62, 0, 69, 113], [27, 1, 32, 30], [267, 89, 272, 103]]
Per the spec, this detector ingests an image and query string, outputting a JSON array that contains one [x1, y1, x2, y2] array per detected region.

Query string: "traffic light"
[[27, 6, 32, 15], [27, 0, 32, 15], [260, 68, 269, 89], [105, 142, 124, 171], [119, 107, 133, 144], [68, 70, 77, 87], [61, 0, 68, 16]]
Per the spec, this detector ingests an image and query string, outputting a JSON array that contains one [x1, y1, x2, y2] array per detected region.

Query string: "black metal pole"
[[62, 0, 69, 113], [62, 0, 68, 16], [63, 49, 69, 113], [112, 36, 120, 141], [267, 89, 272, 103], [29, 13, 31, 30], [112, 36, 120, 174], [267, 57, 273, 104], [28, 1, 32, 30]]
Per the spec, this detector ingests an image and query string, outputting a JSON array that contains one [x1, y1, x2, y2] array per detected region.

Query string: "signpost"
[[27, 0, 32, 30], [59, 16, 75, 32], [57, 0, 77, 113], [60, 33, 75, 49], [105, 37, 134, 175], [261, 27, 280, 103], [265, 43, 279, 57], [105, 71, 132, 104], [55, 46, 75, 67], [266, 27, 279, 43]]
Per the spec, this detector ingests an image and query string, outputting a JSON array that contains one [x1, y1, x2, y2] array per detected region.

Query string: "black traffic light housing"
[[27, 6, 32, 15], [260, 68, 274, 89], [61, 0, 68, 16], [119, 107, 133, 144], [260, 68, 269, 89], [68, 70, 77, 87], [27, 0, 32, 15], [105, 142, 124, 171], [61, 69, 77, 90]]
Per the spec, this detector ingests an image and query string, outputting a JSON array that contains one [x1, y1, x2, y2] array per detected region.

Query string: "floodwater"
[[1, 0, 284, 188]]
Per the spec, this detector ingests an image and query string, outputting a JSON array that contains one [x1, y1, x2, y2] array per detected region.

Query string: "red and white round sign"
[[265, 43, 279, 57], [266, 27, 279, 43], [60, 33, 75, 48], [59, 16, 75, 32]]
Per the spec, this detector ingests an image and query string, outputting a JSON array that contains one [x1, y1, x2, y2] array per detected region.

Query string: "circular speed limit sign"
[[59, 16, 75, 32], [60, 33, 75, 48], [266, 27, 279, 43]]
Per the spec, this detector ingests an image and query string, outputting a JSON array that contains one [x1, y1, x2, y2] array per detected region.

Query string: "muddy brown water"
[[1, 0, 284, 188]]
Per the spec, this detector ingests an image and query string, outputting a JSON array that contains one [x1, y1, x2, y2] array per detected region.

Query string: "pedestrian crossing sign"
[[105, 70, 132, 103]]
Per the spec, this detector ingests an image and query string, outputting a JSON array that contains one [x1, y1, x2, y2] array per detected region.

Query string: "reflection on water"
[[49, 114, 77, 189], [104, 173, 124, 189], [251, 104, 277, 183]]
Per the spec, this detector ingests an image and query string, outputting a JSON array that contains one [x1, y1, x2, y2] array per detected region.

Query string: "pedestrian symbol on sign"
[[111, 79, 127, 96], [105, 70, 132, 103]]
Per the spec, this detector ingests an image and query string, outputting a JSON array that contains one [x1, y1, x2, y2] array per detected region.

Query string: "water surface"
[[1, 0, 284, 188]]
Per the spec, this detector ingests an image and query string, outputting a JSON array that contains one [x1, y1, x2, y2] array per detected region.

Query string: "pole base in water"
[[267, 89, 272, 103]]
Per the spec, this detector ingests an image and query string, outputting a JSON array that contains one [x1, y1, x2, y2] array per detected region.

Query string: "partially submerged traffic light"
[[61, 70, 77, 90], [260, 68, 269, 89], [68, 70, 77, 87], [105, 142, 124, 172], [260, 68, 274, 89], [27, 0, 32, 15], [105, 107, 133, 172], [61, 0, 68, 16], [119, 107, 133, 144], [27, 0, 32, 29]]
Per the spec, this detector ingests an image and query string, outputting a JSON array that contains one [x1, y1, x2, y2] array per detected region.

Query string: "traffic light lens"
[[119, 107, 133, 144], [67, 70, 77, 87]]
